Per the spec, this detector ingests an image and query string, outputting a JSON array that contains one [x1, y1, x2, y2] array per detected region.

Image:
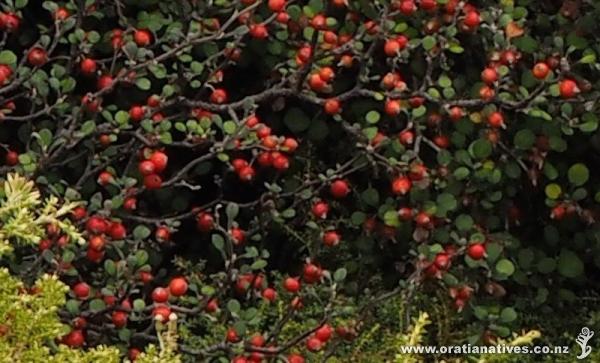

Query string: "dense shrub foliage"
[[1, 0, 600, 361]]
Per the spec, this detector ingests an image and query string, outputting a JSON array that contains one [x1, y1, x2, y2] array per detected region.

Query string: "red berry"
[[249, 24, 269, 39], [306, 337, 322, 352], [268, 0, 286, 12], [112, 311, 128, 328], [149, 151, 168, 172], [144, 174, 162, 189], [98, 171, 113, 186], [309, 73, 326, 91], [467, 243, 486, 260], [210, 88, 228, 104], [479, 85, 495, 101], [250, 334, 265, 347], [205, 298, 218, 313], [196, 212, 214, 232], [559, 79, 579, 98], [147, 94, 161, 107], [398, 207, 413, 221], [434, 253, 450, 270], [324, 98, 341, 115], [134, 29, 152, 46], [27, 47, 48, 67], [312, 201, 329, 219], [398, 130, 414, 145], [262, 288, 277, 302], [152, 287, 169, 303], [449, 106, 464, 121], [80, 58, 97, 75], [330, 180, 350, 198], [97, 74, 113, 90], [2, 13, 20, 32], [487, 111, 504, 128], [86, 216, 108, 234], [303, 263, 322, 283], [152, 305, 171, 322], [155, 226, 170, 241], [414, 212, 431, 227], [129, 105, 145, 122], [433, 135, 450, 149], [82, 94, 100, 112], [272, 153, 290, 171], [323, 231, 340, 247], [463, 11, 481, 28], [230, 227, 246, 245], [318, 67, 335, 82], [129, 348, 141, 361], [124, 197, 137, 211], [238, 165, 256, 181], [62, 329, 84, 347], [139, 271, 153, 284], [282, 137, 299, 153], [315, 324, 333, 342], [399, 0, 416, 15], [5, 150, 18, 166], [481, 67, 498, 85], [86, 248, 104, 263], [138, 160, 156, 176], [226, 328, 240, 342], [88, 235, 105, 251], [551, 204, 566, 220], [533, 62, 550, 80], [385, 99, 402, 116], [288, 354, 305, 363], [384, 39, 400, 56], [409, 164, 427, 181], [283, 277, 300, 293], [391, 176, 412, 195], [420, 0, 437, 11], [169, 277, 188, 297], [73, 282, 90, 300]]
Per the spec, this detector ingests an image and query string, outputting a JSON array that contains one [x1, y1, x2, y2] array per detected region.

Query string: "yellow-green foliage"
[[134, 318, 182, 363], [394, 312, 432, 363], [0, 173, 84, 255], [0, 268, 120, 362]]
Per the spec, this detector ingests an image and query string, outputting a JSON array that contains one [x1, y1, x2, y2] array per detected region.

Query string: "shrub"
[[0, 0, 599, 361]]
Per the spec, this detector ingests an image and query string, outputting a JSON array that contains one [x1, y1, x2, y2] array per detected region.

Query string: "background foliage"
[[0, 0, 600, 361]]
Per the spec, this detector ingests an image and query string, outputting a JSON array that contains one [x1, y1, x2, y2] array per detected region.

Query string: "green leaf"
[[226, 202, 239, 221], [557, 249, 584, 278], [422, 36, 437, 51], [499, 307, 518, 323], [513, 35, 538, 53], [545, 183, 562, 199], [227, 299, 241, 314], [383, 210, 400, 227], [496, 259, 515, 276], [455, 214, 474, 232], [361, 188, 379, 207], [223, 121, 237, 135], [333, 268, 347, 282], [365, 110, 380, 124], [567, 163, 589, 186], [89, 299, 106, 312], [104, 260, 116, 276], [212, 234, 225, 252], [81, 120, 96, 135], [537, 257, 556, 274], [469, 139, 492, 159], [133, 225, 151, 240], [38, 129, 53, 147], [136, 78, 152, 91], [514, 129, 535, 150], [251, 259, 267, 270], [0, 51, 17, 65], [133, 299, 146, 312], [284, 107, 311, 133]]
